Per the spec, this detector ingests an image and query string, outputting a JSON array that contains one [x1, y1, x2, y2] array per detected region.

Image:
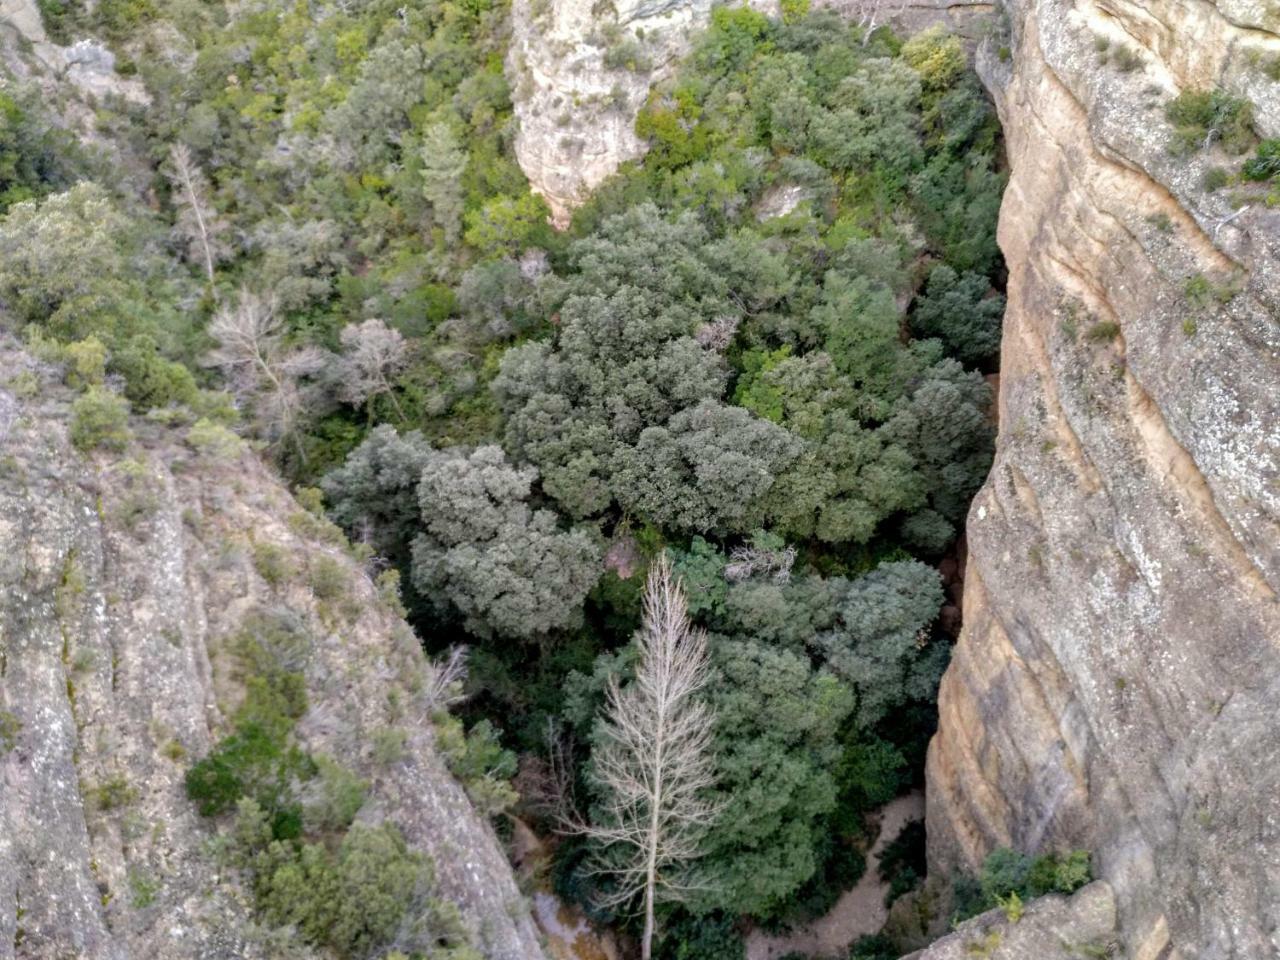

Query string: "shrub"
[[1202, 166, 1230, 191], [952, 847, 1092, 921], [187, 418, 245, 459], [88, 773, 138, 811], [252, 542, 294, 588], [1243, 138, 1280, 181], [305, 755, 369, 833], [307, 555, 347, 601], [63, 335, 107, 388], [0, 710, 21, 753], [878, 818, 927, 906], [1165, 89, 1255, 155], [1083, 320, 1120, 342], [70, 387, 131, 451]]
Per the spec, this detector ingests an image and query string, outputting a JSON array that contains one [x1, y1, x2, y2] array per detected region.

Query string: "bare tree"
[[568, 554, 721, 960], [204, 288, 328, 456], [166, 143, 229, 293], [725, 540, 797, 584], [337, 318, 410, 421]]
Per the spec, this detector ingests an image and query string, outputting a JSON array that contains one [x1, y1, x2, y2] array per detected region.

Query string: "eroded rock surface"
[[0, 341, 546, 960], [927, 2, 1280, 958], [902, 881, 1117, 960]]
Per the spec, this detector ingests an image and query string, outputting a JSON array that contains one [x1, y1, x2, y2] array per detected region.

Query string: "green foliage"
[[435, 715, 519, 816], [1083, 321, 1120, 342], [953, 848, 1093, 921], [657, 911, 744, 960], [911, 265, 1004, 367], [252, 542, 295, 588], [1243, 138, 1280, 181], [0, 88, 83, 212], [70, 387, 132, 452], [87, 773, 138, 812], [848, 934, 900, 960], [63, 336, 107, 389], [0, 710, 20, 754], [463, 192, 555, 258], [411, 444, 602, 640], [1165, 89, 1255, 155], [187, 418, 245, 459]]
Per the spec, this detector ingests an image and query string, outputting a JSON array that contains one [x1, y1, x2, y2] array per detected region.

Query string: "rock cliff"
[[927, 1, 1280, 958], [0, 339, 546, 960], [904, 881, 1118, 960]]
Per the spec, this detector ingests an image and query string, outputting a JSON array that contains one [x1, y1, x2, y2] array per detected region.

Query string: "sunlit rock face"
[[926, 2, 1280, 958]]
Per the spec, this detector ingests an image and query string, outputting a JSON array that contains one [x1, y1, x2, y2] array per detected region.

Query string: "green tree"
[[910, 265, 1004, 367], [410, 445, 602, 639]]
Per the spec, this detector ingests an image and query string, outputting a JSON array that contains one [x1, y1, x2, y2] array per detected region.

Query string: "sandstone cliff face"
[[927, 2, 1280, 958], [0, 340, 546, 960]]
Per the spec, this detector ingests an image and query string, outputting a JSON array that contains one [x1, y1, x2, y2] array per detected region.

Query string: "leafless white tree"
[[694, 314, 740, 351], [337, 318, 410, 421], [204, 288, 328, 456], [421, 645, 469, 715], [166, 143, 229, 293], [565, 554, 721, 960], [724, 541, 797, 584]]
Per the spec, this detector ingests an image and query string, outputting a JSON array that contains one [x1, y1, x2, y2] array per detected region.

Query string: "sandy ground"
[[744, 789, 927, 960]]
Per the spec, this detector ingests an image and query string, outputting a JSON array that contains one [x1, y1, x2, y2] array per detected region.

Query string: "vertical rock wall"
[[926, 2, 1280, 958]]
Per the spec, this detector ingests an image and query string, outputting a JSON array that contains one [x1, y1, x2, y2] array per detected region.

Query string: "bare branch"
[[166, 143, 229, 294]]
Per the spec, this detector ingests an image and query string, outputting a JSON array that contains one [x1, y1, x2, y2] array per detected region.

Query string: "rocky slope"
[[0, 339, 546, 960], [926, 1, 1280, 958]]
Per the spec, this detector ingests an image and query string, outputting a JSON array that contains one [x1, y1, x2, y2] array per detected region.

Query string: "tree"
[[166, 142, 229, 292], [910, 265, 1003, 368], [813, 560, 946, 728], [410, 445, 601, 640], [420, 122, 467, 244], [577, 555, 721, 960], [204, 288, 328, 454], [336, 318, 409, 420], [320, 425, 435, 558], [611, 400, 800, 534]]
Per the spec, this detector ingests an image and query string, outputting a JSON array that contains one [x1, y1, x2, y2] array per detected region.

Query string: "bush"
[[63, 335, 107, 388], [252, 542, 295, 588], [1243, 138, 1280, 181], [0, 710, 20, 753], [70, 387, 131, 451], [1165, 89, 1255, 155], [186, 418, 245, 459], [953, 847, 1092, 921], [878, 818, 927, 906], [307, 555, 348, 601]]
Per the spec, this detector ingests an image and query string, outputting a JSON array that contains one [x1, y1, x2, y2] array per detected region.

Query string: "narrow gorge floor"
[[745, 791, 926, 960]]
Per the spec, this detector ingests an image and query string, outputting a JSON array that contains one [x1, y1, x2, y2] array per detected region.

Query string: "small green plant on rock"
[[0, 710, 21, 753]]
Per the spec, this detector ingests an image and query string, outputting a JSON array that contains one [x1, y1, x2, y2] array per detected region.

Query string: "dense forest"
[[0, 0, 1060, 953]]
